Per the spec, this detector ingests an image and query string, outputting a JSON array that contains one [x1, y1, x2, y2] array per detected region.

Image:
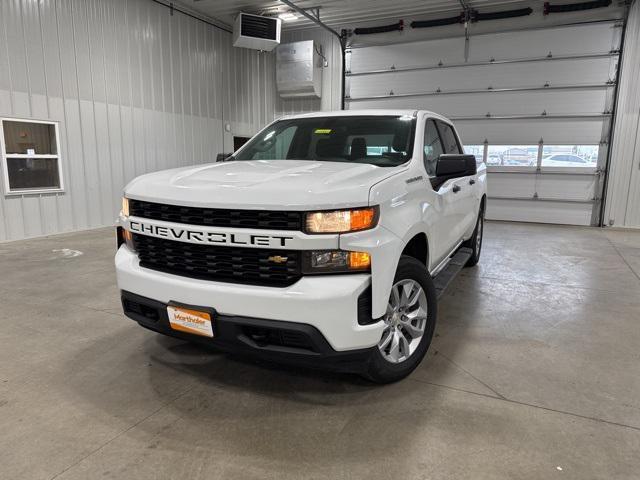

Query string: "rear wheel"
[[365, 256, 437, 384], [464, 202, 484, 267]]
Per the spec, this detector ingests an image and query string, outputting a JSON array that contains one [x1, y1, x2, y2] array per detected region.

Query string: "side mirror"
[[216, 153, 233, 162], [431, 154, 477, 190]]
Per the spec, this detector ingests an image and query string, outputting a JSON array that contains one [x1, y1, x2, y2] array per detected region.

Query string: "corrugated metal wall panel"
[[604, 0, 640, 228], [0, 0, 274, 242]]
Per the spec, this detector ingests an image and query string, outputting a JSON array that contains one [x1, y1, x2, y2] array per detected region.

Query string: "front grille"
[[132, 234, 301, 287], [129, 199, 303, 231]]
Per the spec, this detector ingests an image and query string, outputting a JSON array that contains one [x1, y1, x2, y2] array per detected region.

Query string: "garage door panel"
[[348, 23, 620, 75], [468, 23, 620, 62], [350, 89, 607, 117], [487, 198, 593, 225], [348, 57, 614, 99], [536, 174, 597, 201], [487, 173, 536, 198], [349, 37, 468, 73], [454, 118, 606, 144], [488, 173, 597, 202]]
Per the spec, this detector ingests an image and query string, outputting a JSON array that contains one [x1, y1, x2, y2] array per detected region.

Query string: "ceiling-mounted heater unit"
[[233, 13, 281, 51]]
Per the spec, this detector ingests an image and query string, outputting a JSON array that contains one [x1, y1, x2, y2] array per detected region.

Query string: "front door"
[[435, 120, 477, 239], [422, 117, 462, 267]]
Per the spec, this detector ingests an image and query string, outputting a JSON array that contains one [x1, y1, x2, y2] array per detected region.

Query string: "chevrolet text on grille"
[[129, 220, 294, 247]]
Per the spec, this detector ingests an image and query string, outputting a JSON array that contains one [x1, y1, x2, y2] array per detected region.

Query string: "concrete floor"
[[1, 222, 639, 480]]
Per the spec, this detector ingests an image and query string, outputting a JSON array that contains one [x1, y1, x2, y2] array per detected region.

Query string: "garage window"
[[465, 145, 485, 164], [487, 145, 538, 167], [541, 145, 599, 168], [1, 118, 64, 194]]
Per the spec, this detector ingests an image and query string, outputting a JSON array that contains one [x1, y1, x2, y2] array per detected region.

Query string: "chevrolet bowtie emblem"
[[267, 255, 288, 264]]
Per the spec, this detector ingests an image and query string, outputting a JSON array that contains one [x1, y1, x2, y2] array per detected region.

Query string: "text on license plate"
[[167, 305, 213, 338]]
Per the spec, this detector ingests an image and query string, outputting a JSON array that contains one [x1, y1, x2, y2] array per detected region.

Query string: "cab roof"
[[279, 109, 452, 123]]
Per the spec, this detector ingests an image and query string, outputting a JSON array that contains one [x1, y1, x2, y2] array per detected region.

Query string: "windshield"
[[234, 115, 416, 167]]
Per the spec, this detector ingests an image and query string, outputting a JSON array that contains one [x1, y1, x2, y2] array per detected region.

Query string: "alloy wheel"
[[377, 279, 428, 364]]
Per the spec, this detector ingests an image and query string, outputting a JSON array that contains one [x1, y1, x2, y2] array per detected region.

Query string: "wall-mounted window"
[[1, 118, 64, 195]]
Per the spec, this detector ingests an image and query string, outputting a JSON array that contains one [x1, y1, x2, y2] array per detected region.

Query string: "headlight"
[[121, 197, 130, 217], [302, 250, 371, 274], [305, 206, 378, 234]]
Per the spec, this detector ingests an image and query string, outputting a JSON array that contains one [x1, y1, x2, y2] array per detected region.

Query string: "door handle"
[[452, 185, 461, 193], [469, 179, 476, 185]]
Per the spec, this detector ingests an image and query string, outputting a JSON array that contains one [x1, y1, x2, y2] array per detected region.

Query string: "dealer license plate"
[[167, 305, 213, 338]]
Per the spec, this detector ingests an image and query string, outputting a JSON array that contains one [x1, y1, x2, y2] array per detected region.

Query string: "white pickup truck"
[[115, 110, 487, 382]]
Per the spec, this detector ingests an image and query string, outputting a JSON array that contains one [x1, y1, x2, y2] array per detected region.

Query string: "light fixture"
[[278, 11, 297, 21], [305, 207, 379, 234], [121, 197, 130, 217], [302, 250, 371, 273]]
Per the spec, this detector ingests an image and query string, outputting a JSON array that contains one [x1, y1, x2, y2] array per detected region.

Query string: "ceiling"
[[179, 0, 536, 30]]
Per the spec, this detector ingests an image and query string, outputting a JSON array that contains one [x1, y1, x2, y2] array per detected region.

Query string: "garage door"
[[345, 21, 622, 225]]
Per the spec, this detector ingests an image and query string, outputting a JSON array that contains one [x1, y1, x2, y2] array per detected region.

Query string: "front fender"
[[340, 225, 404, 319]]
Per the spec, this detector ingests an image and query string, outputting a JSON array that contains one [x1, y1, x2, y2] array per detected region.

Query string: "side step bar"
[[433, 247, 473, 299]]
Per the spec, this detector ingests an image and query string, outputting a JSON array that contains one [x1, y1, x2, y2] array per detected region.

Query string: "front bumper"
[[121, 290, 377, 373], [115, 245, 385, 351]]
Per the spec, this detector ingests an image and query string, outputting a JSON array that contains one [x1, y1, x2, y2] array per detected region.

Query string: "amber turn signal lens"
[[350, 208, 376, 232], [348, 251, 371, 270], [116, 227, 135, 251], [121, 197, 130, 217]]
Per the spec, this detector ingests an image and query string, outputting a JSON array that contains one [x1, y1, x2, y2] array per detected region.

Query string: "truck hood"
[[124, 160, 404, 210]]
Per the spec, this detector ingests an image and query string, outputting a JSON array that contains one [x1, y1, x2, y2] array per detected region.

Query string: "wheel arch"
[[401, 232, 429, 268]]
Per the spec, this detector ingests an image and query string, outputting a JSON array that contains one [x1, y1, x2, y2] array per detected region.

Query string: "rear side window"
[[436, 121, 462, 154], [423, 120, 443, 177]]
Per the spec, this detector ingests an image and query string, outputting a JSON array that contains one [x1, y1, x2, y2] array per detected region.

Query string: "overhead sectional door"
[[345, 22, 622, 225]]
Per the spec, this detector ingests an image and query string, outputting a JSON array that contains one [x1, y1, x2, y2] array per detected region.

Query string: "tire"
[[364, 256, 437, 384], [463, 201, 484, 267]]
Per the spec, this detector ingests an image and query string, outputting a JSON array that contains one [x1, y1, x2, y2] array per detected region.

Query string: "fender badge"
[[406, 176, 423, 184]]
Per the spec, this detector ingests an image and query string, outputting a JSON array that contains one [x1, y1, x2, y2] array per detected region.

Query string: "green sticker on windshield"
[[314, 128, 332, 134]]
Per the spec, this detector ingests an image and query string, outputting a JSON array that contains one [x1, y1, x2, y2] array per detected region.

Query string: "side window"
[[423, 120, 444, 178], [436, 121, 462, 154]]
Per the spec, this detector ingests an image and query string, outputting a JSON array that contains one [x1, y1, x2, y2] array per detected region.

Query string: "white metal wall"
[[345, 22, 622, 225], [604, 0, 640, 229], [0, 0, 273, 242]]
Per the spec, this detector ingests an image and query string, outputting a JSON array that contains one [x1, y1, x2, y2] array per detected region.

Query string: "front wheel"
[[364, 256, 437, 384]]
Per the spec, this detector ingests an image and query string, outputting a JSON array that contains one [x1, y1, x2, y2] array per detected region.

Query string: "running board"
[[433, 247, 473, 299]]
